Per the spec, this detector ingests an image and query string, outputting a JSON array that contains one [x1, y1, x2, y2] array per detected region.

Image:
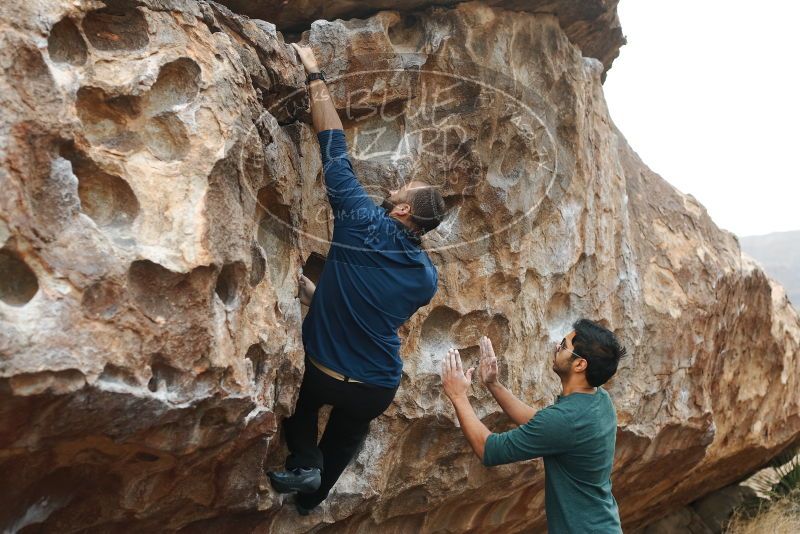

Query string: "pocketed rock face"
[[1, 1, 307, 530], [0, 1, 797, 533]]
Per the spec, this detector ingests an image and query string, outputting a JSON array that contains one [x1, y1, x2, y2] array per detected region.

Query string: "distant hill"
[[740, 230, 800, 309]]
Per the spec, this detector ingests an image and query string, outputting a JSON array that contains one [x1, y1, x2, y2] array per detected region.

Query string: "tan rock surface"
[[1, 1, 798, 532], [217, 0, 626, 74]]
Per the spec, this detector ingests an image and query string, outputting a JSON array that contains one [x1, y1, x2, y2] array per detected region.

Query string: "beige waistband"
[[308, 356, 363, 384]]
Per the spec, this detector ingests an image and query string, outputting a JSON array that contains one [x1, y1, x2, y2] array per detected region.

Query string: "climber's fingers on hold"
[[290, 43, 318, 70]]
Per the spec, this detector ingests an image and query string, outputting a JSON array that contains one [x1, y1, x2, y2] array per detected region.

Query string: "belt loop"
[[344, 376, 350, 382]]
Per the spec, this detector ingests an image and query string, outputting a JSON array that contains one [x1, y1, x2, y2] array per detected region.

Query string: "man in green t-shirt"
[[440, 319, 627, 533]]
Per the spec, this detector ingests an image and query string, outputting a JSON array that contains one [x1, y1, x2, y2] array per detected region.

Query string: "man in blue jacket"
[[267, 44, 445, 514]]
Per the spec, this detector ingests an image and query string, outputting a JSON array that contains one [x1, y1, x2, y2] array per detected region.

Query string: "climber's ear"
[[391, 202, 411, 216]]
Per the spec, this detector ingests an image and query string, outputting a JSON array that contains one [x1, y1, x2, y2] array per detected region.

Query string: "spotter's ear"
[[572, 357, 588, 373]]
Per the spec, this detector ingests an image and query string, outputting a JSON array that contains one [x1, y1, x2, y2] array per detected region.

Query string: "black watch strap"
[[306, 71, 325, 84]]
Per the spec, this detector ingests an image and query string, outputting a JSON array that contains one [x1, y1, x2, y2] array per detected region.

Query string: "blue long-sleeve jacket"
[[301, 129, 438, 388]]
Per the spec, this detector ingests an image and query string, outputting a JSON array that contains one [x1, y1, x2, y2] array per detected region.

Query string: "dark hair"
[[572, 319, 627, 387], [408, 185, 446, 234]]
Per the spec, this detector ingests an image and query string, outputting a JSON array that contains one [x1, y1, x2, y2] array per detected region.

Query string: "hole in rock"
[[128, 260, 216, 320], [249, 242, 266, 287], [133, 452, 160, 462], [255, 185, 293, 295], [64, 151, 139, 228], [256, 216, 292, 294], [387, 14, 424, 52], [245, 343, 268, 380], [420, 306, 461, 348], [75, 87, 142, 150], [127, 260, 190, 318], [82, 3, 149, 51], [255, 184, 291, 226], [76, 87, 142, 118], [143, 112, 190, 161], [146, 57, 201, 112], [98, 363, 139, 388], [48, 18, 88, 65], [147, 355, 182, 394], [215, 262, 246, 306], [0, 248, 39, 306]]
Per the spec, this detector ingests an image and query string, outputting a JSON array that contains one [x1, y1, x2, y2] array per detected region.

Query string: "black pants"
[[283, 358, 397, 508]]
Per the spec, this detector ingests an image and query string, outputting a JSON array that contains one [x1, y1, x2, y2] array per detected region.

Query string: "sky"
[[603, 0, 800, 238]]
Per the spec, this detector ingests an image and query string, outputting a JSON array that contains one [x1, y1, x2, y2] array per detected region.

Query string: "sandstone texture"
[[1, 1, 798, 532]]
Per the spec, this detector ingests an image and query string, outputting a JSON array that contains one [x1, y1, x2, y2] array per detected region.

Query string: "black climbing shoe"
[[295, 500, 314, 516], [267, 468, 321, 494]]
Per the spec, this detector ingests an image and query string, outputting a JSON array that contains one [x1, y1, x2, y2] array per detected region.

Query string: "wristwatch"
[[306, 71, 326, 84]]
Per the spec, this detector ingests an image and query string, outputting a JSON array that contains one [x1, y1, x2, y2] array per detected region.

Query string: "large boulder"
[[1, 1, 797, 532]]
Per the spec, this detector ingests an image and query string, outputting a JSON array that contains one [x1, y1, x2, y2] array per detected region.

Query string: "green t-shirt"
[[483, 388, 621, 533]]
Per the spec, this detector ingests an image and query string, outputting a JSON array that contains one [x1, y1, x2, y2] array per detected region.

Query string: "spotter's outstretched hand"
[[478, 336, 499, 386], [440, 348, 474, 401]]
